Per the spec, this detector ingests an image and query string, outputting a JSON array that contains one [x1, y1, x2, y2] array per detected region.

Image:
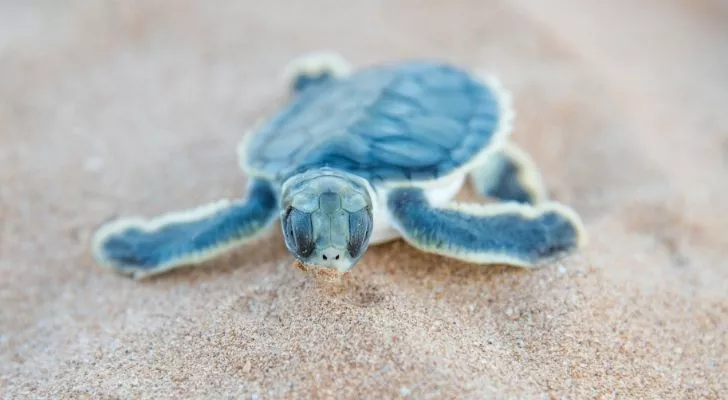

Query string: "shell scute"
[[243, 61, 508, 185], [403, 114, 466, 150], [370, 137, 449, 167]]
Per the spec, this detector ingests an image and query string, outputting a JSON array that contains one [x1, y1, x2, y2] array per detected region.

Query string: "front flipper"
[[469, 143, 547, 204], [92, 179, 279, 279], [281, 51, 351, 94], [386, 187, 587, 267]]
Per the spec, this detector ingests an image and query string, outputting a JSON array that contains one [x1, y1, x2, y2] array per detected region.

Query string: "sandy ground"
[[1, 0, 727, 398]]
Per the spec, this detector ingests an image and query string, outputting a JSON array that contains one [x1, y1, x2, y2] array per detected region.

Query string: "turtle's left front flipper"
[[92, 179, 279, 279], [386, 187, 587, 267]]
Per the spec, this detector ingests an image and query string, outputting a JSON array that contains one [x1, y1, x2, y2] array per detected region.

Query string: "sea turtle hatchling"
[[92, 52, 588, 279]]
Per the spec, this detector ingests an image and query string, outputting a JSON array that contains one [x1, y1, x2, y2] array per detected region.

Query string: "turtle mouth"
[[292, 259, 352, 282], [293, 260, 351, 282]]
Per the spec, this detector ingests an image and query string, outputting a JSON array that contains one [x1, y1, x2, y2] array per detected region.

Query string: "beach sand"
[[1, 0, 726, 398]]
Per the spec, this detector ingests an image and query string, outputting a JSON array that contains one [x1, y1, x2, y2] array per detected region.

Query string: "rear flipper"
[[281, 51, 352, 94], [386, 187, 587, 267], [92, 179, 279, 279], [469, 143, 547, 205]]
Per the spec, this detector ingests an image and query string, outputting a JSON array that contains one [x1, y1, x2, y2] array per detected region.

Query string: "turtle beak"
[[317, 247, 355, 272]]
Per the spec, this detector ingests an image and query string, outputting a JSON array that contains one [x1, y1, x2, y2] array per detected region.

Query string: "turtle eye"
[[347, 208, 372, 259], [283, 207, 315, 258]]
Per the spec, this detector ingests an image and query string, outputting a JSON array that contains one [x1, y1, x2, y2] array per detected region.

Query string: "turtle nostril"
[[322, 249, 341, 262]]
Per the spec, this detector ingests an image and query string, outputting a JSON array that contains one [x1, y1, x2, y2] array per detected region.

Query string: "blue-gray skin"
[[468, 143, 547, 204], [92, 179, 279, 276], [291, 71, 336, 94], [386, 188, 579, 266], [478, 155, 534, 203], [91, 54, 586, 279]]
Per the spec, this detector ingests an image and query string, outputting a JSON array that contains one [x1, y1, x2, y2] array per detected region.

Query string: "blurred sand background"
[[1, 0, 727, 398]]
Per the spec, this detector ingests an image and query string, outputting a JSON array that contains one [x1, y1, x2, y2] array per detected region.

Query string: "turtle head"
[[280, 168, 374, 273]]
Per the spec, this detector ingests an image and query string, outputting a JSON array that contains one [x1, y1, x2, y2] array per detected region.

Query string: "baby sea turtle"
[[92, 52, 587, 279]]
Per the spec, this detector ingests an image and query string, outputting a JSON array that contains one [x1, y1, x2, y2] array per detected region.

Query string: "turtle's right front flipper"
[[92, 179, 279, 279], [386, 187, 587, 267]]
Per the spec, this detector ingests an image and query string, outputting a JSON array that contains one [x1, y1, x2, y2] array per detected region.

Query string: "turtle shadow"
[[361, 239, 535, 292], [308, 275, 389, 308], [349, 239, 590, 330]]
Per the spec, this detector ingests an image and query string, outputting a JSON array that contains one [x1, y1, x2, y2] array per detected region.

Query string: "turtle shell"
[[241, 61, 512, 187]]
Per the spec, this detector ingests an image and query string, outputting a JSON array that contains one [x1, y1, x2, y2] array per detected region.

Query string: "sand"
[[1, 0, 726, 398]]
